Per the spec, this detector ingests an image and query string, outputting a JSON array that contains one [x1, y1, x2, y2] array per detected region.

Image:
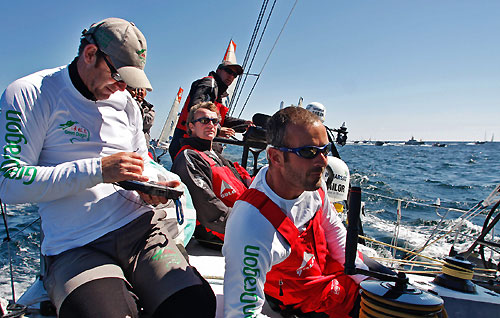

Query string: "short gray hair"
[[266, 106, 322, 147]]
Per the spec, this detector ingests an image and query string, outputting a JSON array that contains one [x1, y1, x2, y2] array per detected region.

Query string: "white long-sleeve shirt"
[[0, 65, 174, 255], [222, 166, 367, 318]]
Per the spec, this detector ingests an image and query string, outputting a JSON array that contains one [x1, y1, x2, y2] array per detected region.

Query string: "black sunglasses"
[[101, 54, 123, 83], [223, 67, 238, 76], [192, 117, 220, 125], [276, 143, 331, 159], [88, 32, 124, 83]]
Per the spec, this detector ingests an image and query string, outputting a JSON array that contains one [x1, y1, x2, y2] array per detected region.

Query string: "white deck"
[[14, 241, 500, 317], [14, 240, 281, 318], [186, 240, 280, 317]]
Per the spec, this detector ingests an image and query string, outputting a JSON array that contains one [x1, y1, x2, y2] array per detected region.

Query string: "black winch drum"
[[359, 280, 445, 317]]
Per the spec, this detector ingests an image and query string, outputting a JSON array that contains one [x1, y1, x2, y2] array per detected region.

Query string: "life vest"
[[175, 76, 229, 132], [237, 188, 360, 317], [177, 146, 248, 241]]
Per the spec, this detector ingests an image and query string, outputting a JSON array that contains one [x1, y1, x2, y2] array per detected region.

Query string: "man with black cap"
[[169, 60, 252, 160], [0, 18, 215, 317]]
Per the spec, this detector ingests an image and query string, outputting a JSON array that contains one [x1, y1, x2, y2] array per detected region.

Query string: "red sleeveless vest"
[[177, 146, 247, 240], [175, 76, 229, 132], [237, 188, 359, 317]]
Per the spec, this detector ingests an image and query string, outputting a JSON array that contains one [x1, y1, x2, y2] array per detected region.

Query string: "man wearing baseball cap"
[[0, 18, 215, 317], [169, 59, 252, 160]]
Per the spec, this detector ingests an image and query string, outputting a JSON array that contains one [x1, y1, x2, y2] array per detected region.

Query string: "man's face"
[[126, 87, 137, 98], [217, 67, 237, 87], [136, 88, 146, 102], [84, 47, 127, 100], [281, 122, 329, 192], [189, 108, 219, 141]]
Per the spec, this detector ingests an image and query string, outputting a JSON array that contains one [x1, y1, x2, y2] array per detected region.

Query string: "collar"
[[68, 58, 97, 101], [180, 136, 212, 152], [209, 71, 228, 98]]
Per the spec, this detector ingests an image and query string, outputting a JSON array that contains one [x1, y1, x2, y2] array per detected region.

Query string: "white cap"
[[323, 157, 350, 201]]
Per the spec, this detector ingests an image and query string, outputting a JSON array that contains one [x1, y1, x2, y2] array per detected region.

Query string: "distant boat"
[[374, 141, 385, 146], [476, 132, 494, 144], [405, 136, 424, 145], [432, 142, 446, 147]]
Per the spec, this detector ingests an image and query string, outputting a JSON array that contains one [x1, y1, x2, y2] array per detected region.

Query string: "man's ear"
[[82, 44, 99, 65], [187, 122, 194, 136], [267, 147, 284, 167]]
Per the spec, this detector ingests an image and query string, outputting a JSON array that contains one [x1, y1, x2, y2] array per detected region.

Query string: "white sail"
[[297, 96, 303, 107], [158, 87, 183, 148], [221, 39, 238, 108]]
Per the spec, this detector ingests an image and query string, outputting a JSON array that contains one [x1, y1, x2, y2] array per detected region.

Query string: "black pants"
[[59, 274, 216, 318]]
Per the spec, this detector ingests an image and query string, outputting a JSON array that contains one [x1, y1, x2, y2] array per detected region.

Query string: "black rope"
[[1, 200, 11, 243], [0, 216, 41, 248]]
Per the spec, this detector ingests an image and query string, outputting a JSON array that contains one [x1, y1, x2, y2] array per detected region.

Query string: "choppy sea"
[[1, 141, 499, 300]]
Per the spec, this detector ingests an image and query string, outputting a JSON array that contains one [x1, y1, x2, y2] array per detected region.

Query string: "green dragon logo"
[[59, 120, 90, 143], [136, 49, 146, 64]]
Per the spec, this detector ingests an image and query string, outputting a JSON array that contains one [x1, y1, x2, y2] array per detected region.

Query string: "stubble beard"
[[285, 163, 325, 192], [303, 166, 325, 191]]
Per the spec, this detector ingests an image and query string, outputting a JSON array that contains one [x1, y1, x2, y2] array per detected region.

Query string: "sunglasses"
[[89, 32, 124, 83], [276, 143, 331, 159], [192, 117, 220, 125], [101, 54, 124, 83], [223, 67, 238, 77]]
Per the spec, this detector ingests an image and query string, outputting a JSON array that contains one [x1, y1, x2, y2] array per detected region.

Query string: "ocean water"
[[1, 141, 499, 300]]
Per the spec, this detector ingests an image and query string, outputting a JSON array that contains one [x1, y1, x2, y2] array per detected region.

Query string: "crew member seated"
[[171, 102, 252, 249], [223, 106, 369, 318]]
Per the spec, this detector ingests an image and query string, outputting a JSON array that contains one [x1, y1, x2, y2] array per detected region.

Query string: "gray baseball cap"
[[217, 60, 243, 76], [83, 18, 152, 91]]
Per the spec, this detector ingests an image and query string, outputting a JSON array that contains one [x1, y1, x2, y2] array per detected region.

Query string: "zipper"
[[279, 279, 284, 296]]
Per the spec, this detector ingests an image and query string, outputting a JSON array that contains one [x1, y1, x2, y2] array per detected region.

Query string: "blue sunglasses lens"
[[297, 144, 330, 158]]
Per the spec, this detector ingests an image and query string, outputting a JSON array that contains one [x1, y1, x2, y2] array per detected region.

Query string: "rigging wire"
[[363, 191, 470, 214], [1, 200, 17, 302], [228, 0, 270, 114], [236, 0, 299, 119], [230, 0, 278, 117], [361, 236, 498, 279], [362, 191, 499, 262]]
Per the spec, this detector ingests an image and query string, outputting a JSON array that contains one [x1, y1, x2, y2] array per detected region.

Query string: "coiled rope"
[[360, 235, 497, 279]]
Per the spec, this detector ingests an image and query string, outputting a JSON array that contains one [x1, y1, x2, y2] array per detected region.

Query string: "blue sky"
[[1, 1, 499, 141]]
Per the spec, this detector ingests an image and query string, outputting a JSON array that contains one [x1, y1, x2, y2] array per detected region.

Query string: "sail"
[[158, 87, 183, 148], [221, 39, 238, 109]]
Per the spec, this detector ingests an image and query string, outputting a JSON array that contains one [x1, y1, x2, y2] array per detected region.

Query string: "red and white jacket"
[[223, 166, 368, 318], [171, 137, 250, 239]]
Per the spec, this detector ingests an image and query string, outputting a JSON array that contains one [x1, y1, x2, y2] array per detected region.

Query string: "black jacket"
[[171, 137, 246, 235]]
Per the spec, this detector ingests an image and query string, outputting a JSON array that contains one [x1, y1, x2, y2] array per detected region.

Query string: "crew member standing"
[[169, 61, 251, 160]]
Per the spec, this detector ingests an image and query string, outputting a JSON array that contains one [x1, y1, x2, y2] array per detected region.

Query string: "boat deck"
[[14, 240, 281, 318]]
